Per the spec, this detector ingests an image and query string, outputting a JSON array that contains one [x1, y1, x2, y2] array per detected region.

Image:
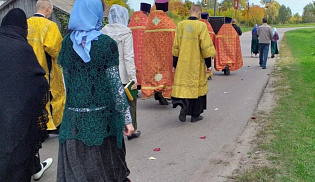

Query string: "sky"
[[128, 0, 314, 15]]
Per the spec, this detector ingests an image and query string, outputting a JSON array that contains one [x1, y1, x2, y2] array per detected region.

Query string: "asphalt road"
[[34, 27, 294, 182]]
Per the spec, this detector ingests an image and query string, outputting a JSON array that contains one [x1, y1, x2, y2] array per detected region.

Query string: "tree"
[[302, 3, 315, 23], [104, 0, 126, 7], [289, 13, 302, 24], [169, 0, 190, 18], [184, 0, 193, 10], [243, 5, 265, 26], [262, 0, 280, 24], [277, 5, 292, 24]]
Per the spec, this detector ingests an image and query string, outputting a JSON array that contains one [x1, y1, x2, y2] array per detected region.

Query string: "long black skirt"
[[57, 137, 130, 182], [251, 38, 259, 54], [172, 95, 207, 116]]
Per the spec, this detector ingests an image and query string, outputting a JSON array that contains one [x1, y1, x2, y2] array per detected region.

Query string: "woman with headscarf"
[[0, 8, 49, 181], [102, 5, 141, 140], [271, 27, 279, 58], [251, 24, 259, 56], [57, 0, 134, 181]]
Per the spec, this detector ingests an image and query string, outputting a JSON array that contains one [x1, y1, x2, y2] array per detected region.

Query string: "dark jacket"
[[232, 24, 242, 36], [0, 9, 48, 181]]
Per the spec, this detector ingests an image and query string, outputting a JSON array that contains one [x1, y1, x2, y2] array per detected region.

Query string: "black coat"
[[232, 24, 242, 36], [0, 24, 48, 180]]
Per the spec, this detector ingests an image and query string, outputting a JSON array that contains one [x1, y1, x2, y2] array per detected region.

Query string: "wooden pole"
[[247, 2, 249, 27]]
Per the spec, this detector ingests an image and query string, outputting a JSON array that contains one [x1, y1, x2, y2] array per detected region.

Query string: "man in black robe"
[[232, 19, 242, 36]]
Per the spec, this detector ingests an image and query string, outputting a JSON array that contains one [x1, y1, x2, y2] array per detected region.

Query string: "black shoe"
[[271, 54, 274, 58], [127, 130, 141, 140], [158, 97, 169, 105], [191, 116, 203, 122], [179, 108, 186, 122], [47, 127, 59, 135], [207, 76, 212, 80], [262, 67, 266, 69]]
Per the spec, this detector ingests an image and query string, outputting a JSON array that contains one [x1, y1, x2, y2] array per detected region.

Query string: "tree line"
[[106, 0, 315, 26]]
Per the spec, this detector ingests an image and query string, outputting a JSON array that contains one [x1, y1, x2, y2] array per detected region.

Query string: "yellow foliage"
[[104, 0, 126, 7], [243, 5, 266, 26]]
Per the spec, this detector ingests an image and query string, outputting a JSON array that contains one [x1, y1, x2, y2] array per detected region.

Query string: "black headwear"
[[225, 17, 232, 24], [141, 3, 151, 13], [1, 8, 27, 29], [155, 0, 168, 12], [201, 13, 209, 20]]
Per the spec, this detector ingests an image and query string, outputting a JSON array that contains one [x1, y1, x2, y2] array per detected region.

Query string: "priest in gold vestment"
[[172, 5, 216, 123], [27, 0, 65, 131]]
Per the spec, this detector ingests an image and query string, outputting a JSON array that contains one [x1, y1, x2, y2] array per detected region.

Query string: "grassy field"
[[241, 23, 315, 33], [233, 28, 315, 181]]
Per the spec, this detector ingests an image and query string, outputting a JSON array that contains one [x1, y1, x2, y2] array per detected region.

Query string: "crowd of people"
[[0, 0, 278, 181], [251, 18, 279, 69]]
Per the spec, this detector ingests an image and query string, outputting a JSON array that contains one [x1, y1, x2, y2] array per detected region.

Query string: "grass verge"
[[234, 28, 315, 181], [241, 23, 315, 33]]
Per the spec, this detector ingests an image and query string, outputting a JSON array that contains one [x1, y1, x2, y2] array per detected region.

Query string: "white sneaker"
[[33, 158, 53, 181]]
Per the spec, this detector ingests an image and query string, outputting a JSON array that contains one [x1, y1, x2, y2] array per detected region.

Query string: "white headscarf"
[[273, 27, 277, 34], [108, 5, 129, 27]]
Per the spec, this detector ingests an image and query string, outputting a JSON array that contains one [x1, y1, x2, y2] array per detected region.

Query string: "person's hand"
[[123, 123, 134, 136], [172, 67, 176, 73], [206, 67, 212, 73], [131, 81, 138, 90]]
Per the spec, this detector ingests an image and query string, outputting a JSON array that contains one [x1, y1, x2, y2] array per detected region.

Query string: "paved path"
[[35, 28, 294, 182]]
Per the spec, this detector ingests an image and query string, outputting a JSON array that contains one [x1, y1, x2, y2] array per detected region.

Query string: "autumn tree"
[[218, 0, 248, 11], [169, 0, 190, 18], [183, 0, 193, 10], [243, 5, 265, 26], [289, 13, 302, 24], [104, 0, 126, 7], [262, 0, 280, 24]]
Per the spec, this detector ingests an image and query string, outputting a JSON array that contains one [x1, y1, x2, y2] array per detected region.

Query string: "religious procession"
[[1, 0, 265, 181]]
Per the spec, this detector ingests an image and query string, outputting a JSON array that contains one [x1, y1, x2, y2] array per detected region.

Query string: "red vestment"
[[199, 19, 215, 45], [128, 11, 148, 85], [214, 24, 243, 71], [141, 10, 176, 99]]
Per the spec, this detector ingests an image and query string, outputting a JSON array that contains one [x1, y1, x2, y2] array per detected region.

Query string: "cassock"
[[172, 17, 216, 117], [141, 10, 176, 99], [128, 11, 148, 85], [27, 14, 65, 130]]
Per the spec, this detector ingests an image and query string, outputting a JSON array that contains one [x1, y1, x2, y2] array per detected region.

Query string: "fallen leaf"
[[267, 74, 270, 76], [251, 116, 256, 119], [200, 136, 206, 139], [148, 157, 156, 160], [154, 148, 161, 151]]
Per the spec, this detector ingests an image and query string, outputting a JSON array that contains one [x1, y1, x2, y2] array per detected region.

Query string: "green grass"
[[241, 23, 315, 33], [235, 28, 315, 181]]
